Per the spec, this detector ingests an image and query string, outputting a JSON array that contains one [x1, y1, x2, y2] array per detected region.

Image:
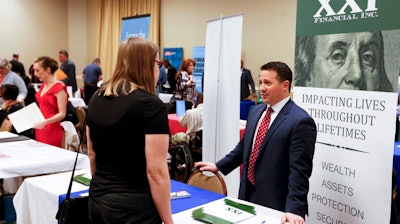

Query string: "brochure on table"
[[192, 198, 255, 223]]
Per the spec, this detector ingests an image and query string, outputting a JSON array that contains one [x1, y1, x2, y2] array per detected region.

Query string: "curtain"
[[96, 0, 160, 80]]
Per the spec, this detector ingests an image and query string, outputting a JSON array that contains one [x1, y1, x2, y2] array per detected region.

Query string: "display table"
[[68, 97, 87, 108], [13, 169, 91, 224], [0, 132, 89, 179], [14, 168, 284, 224], [13, 170, 225, 224], [170, 180, 225, 214], [159, 93, 173, 103], [172, 196, 284, 223], [168, 113, 187, 135]]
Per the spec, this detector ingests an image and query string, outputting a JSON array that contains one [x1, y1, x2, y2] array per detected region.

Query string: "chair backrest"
[[74, 106, 86, 133], [61, 121, 80, 152], [186, 170, 227, 195]]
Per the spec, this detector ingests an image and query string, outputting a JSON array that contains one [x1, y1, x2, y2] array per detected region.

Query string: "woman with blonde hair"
[[86, 37, 174, 224]]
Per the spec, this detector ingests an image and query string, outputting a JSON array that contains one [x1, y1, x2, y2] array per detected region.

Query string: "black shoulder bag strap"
[[56, 115, 87, 222], [66, 115, 87, 200]]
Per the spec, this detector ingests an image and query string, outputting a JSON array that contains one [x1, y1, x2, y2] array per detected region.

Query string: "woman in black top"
[[86, 37, 174, 224]]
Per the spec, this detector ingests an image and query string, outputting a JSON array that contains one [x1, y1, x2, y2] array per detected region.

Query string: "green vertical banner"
[[294, 1, 400, 223]]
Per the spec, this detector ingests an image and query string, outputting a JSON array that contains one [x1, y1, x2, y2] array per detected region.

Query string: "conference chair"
[[74, 106, 87, 152], [186, 170, 227, 195], [74, 107, 86, 135], [61, 121, 80, 152]]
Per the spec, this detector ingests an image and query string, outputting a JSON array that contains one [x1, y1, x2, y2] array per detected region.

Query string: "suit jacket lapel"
[[246, 104, 267, 138], [259, 100, 294, 152]]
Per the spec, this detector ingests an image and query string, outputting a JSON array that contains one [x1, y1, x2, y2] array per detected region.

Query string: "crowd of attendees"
[[1, 37, 399, 224], [0, 51, 101, 145]]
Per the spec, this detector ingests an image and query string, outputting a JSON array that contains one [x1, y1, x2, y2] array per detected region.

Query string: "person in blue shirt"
[[82, 57, 103, 104]]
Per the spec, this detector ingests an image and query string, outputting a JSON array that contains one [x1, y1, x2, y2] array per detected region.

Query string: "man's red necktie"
[[247, 106, 273, 185]]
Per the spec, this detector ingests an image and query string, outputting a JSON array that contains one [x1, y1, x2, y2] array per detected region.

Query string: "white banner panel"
[[296, 1, 400, 222], [203, 14, 243, 198], [294, 86, 397, 224]]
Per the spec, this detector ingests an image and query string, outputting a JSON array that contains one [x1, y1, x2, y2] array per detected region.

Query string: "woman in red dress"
[[33, 56, 68, 147]]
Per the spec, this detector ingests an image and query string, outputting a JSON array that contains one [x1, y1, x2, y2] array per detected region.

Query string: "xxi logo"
[[314, 0, 377, 17]]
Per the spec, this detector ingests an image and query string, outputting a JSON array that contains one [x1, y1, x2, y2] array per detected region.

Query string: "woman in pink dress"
[[33, 56, 68, 147]]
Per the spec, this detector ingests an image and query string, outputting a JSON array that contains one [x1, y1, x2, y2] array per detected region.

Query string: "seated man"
[[180, 94, 203, 161], [180, 94, 203, 134]]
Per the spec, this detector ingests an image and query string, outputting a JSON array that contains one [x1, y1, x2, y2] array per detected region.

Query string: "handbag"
[[56, 116, 90, 224], [56, 196, 89, 224]]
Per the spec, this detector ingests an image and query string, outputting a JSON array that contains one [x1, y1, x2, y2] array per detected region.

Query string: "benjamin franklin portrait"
[[294, 30, 400, 92]]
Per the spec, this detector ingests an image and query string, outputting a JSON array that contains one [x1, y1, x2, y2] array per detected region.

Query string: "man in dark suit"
[[59, 49, 78, 94], [161, 59, 177, 94], [195, 61, 316, 224], [240, 59, 255, 100]]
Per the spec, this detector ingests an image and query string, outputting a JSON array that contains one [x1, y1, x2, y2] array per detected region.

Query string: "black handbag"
[[56, 195, 89, 224], [56, 117, 90, 224]]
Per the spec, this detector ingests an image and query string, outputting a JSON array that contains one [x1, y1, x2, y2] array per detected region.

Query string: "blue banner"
[[192, 46, 205, 94], [163, 47, 183, 72], [120, 14, 151, 43]]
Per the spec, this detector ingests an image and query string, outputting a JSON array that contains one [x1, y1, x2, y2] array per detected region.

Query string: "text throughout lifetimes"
[[302, 94, 383, 140]]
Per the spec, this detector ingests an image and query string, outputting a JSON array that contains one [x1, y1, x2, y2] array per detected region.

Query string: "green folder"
[[192, 207, 231, 224], [73, 173, 91, 186]]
